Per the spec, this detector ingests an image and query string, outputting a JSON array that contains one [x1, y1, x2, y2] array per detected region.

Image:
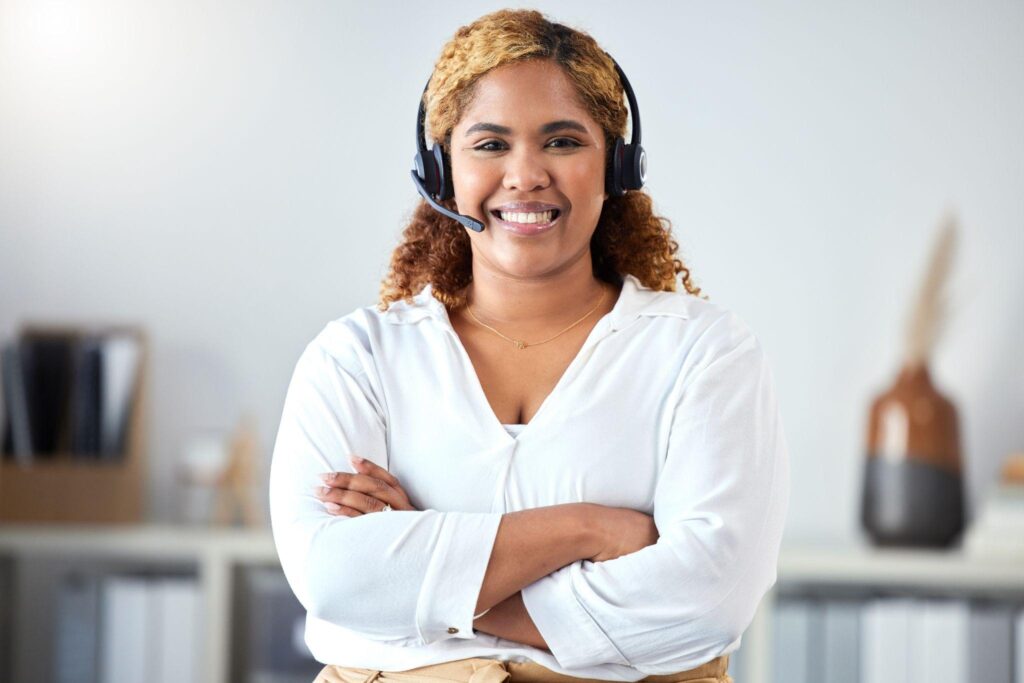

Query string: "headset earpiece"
[[605, 55, 646, 197], [411, 82, 484, 231], [433, 143, 452, 201], [412, 86, 452, 201]]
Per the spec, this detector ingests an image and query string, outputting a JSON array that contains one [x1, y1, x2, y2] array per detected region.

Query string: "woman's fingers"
[[313, 478, 398, 514], [346, 455, 401, 488], [323, 501, 363, 517], [315, 456, 418, 517]]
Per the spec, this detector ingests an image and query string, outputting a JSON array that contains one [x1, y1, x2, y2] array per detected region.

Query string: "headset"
[[410, 52, 646, 232]]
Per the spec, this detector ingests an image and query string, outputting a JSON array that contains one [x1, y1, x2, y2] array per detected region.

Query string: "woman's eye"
[[472, 138, 582, 152], [473, 141, 506, 152], [547, 137, 581, 149]]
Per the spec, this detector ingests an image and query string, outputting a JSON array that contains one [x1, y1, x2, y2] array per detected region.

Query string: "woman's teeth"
[[498, 210, 556, 224]]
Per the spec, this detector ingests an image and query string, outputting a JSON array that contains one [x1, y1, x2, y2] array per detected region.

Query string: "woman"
[[269, 9, 789, 683]]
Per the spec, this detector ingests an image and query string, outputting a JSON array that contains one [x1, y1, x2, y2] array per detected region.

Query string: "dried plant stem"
[[904, 209, 958, 369]]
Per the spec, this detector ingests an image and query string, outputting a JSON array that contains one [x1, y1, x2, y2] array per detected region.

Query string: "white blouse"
[[269, 273, 790, 681]]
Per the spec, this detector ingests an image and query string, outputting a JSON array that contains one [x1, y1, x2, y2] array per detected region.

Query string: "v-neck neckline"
[[438, 284, 626, 444]]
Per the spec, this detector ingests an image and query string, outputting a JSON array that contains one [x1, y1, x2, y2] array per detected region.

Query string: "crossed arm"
[[315, 455, 655, 652], [286, 323, 787, 671]]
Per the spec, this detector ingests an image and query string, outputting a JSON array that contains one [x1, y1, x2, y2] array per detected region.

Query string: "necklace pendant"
[[513, 339, 526, 350]]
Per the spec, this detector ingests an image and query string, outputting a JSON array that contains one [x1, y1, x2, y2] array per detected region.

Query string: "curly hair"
[[377, 8, 705, 312]]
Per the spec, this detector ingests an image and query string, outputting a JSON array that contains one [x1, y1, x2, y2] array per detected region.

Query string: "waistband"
[[316, 654, 731, 683]]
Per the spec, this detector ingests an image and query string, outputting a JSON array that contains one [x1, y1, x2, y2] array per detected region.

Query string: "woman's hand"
[[585, 505, 660, 563], [315, 455, 418, 516]]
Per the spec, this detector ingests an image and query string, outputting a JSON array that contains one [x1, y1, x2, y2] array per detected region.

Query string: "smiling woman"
[[269, 7, 789, 683], [452, 59, 608, 256], [383, 10, 701, 317]]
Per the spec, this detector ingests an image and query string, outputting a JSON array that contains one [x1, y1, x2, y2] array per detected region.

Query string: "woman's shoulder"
[[626, 274, 754, 340], [624, 275, 765, 374], [300, 288, 438, 374]]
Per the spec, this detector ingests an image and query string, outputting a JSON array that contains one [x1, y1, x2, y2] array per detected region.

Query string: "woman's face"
[[449, 59, 608, 280]]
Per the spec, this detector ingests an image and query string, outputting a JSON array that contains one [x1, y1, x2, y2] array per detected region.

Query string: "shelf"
[[777, 543, 1024, 592], [0, 523, 276, 562], [0, 523, 278, 683], [2, 527, 1022, 683]]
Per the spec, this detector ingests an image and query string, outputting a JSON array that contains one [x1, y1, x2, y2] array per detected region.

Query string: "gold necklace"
[[465, 287, 607, 350]]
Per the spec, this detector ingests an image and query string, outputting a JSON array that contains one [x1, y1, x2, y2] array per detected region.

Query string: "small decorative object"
[[860, 210, 965, 548], [963, 452, 1024, 557], [179, 414, 263, 527], [212, 414, 263, 527], [178, 431, 229, 526]]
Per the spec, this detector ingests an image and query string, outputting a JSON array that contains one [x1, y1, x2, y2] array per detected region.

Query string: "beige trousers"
[[315, 654, 732, 683]]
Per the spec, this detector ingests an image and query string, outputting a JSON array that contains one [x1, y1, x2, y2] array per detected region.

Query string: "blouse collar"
[[382, 273, 693, 329]]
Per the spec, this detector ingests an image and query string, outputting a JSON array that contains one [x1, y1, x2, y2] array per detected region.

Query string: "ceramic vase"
[[860, 363, 965, 547]]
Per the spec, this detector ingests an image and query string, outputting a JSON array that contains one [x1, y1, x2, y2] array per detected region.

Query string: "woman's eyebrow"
[[464, 119, 589, 136]]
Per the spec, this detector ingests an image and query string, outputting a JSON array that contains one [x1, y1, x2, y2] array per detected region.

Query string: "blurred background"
[[0, 1, 1021, 682]]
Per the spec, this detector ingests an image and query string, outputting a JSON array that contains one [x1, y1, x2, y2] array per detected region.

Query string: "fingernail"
[[319, 473, 332, 483], [350, 455, 364, 464], [325, 502, 341, 512]]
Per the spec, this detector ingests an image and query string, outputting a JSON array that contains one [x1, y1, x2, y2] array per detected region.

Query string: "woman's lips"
[[490, 210, 561, 235]]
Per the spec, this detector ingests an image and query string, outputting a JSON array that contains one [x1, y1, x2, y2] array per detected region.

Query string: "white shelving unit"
[[739, 543, 1024, 683], [778, 544, 1024, 593], [0, 524, 277, 683], [1, 526, 1022, 683]]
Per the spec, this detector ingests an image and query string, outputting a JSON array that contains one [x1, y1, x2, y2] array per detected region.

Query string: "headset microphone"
[[409, 168, 485, 232], [411, 76, 485, 232]]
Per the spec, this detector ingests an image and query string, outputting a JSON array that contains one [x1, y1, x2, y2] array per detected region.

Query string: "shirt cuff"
[[415, 511, 503, 644], [521, 562, 630, 669]]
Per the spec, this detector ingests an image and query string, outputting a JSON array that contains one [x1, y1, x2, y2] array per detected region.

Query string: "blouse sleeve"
[[269, 333, 504, 646], [519, 318, 790, 673]]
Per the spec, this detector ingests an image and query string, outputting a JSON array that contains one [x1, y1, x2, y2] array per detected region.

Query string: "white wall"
[[1, 0, 1021, 543]]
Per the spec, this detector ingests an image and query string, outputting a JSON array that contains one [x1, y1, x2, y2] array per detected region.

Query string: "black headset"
[[410, 52, 646, 233]]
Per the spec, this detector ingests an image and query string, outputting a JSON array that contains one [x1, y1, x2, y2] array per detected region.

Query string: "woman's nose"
[[502, 149, 551, 192]]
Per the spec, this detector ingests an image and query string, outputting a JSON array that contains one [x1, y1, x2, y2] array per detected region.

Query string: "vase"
[[860, 363, 965, 547]]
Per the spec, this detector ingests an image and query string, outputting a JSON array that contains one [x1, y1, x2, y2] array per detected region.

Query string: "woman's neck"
[[461, 265, 615, 332]]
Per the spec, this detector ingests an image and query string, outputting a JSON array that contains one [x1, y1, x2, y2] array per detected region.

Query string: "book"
[[1, 329, 141, 462], [908, 598, 1014, 683], [24, 335, 75, 454], [772, 597, 813, 683], [243, 566, 320, 680], [1, 343, 34, 462], [99, 574, 150, 683], [154, 577, 200, 683], [54, 572, 101, 683], [1015, 606, 1024, 683], [822, 599, 860, 683], [99, 333, 141, 458], [862, 597, 914, 683], [967, 603, 1013, 683], [69, 337, 103, 457], [909, 598, 968, 682]]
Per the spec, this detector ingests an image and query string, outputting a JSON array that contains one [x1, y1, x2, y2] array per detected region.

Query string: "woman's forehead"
[[455, 60, 598, 132]]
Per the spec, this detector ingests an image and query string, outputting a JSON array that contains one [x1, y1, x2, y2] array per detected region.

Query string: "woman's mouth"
[[490, 208, 561, 235]]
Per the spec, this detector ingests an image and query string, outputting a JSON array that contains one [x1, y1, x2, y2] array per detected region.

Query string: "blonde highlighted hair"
[[378, 8, 705, 311]]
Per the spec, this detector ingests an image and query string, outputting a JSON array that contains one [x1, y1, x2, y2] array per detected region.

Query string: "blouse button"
[[447, 626, 459, 634]]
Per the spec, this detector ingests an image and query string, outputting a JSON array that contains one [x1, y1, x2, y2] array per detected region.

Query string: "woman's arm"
[[473, 591, 548, 650], [320, 459, 662, 651], [517, 322, 790, 672], [469, 503, 660, 649], [472, 503, 599, 616]]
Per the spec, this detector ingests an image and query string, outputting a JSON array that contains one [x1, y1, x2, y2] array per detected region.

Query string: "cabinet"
[[733, 544, 1024, 683], [2, 529, 1021, 682], [0, 524, 291, 683]]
